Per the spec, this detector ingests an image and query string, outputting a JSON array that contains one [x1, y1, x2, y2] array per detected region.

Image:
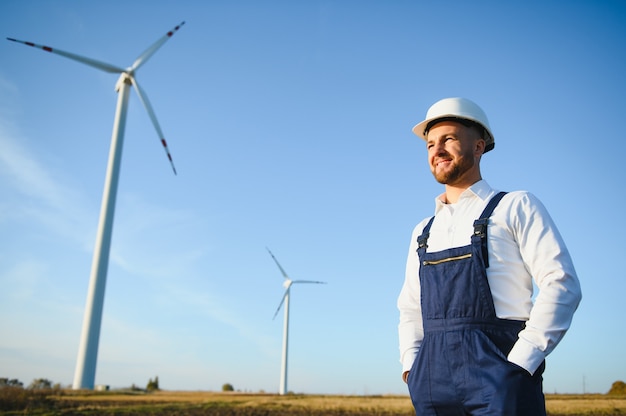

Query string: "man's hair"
[[424, 117, 486, 141]]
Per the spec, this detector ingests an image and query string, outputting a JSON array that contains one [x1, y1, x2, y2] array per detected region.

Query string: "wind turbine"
[[266, 248, 326, 395], [7, 22, 185, 390]]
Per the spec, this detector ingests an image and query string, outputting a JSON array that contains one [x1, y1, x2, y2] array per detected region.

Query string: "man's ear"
[[475, 138, 486, 156]]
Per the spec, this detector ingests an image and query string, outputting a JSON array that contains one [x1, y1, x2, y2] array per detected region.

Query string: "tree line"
[[4, 377, 623, 394], [0, 376, 159, 391]]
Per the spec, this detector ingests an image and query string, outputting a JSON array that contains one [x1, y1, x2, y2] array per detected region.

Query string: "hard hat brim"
[[412, 116, 495, 153]]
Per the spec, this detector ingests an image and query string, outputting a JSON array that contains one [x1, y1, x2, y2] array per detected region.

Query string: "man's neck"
[[444, 178, 482, 204]]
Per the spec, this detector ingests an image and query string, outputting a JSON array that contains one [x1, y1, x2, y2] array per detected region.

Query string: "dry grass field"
[[1, 389, 625, 415]]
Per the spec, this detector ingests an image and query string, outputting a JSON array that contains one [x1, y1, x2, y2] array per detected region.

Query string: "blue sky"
[[1, 0, 625, 395]]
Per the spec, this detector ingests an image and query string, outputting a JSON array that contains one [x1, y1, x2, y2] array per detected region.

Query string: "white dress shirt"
[[398, 180, 582, 375]]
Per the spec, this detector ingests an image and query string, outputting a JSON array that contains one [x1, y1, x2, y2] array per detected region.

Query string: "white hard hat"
[[412, 97, 495, 153]]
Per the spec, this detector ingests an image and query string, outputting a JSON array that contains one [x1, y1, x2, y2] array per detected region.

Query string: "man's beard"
[[432, 153, 475, 185]]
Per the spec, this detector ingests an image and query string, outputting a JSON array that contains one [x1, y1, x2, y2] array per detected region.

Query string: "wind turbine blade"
[[266, 247, 289, 279], [272, 289, 289, 320], [293, 280, 327, 284], [6, 37, 125, 73], [130, 21, 185, 72], [130, 76, 177, 175]]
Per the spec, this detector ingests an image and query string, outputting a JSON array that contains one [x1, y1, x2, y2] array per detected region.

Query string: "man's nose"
[[433, 141, 446, 154]]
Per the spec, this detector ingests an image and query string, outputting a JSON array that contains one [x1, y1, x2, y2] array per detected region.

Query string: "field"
[[1, 389, 626, 415]]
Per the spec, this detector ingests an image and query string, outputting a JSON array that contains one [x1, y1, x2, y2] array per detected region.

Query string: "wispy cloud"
[[158, 282, 277, 357], [0, 115, 93, 245]]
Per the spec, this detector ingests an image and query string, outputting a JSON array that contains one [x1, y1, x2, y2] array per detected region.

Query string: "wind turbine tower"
[[7, 22, 185, 389], [267, 248, 326, 395]]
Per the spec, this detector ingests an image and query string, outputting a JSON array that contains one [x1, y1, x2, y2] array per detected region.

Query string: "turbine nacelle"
[[115, 73, 132, 91]]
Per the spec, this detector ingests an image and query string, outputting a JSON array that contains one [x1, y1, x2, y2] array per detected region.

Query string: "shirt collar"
[[434, 179, 494, 213]]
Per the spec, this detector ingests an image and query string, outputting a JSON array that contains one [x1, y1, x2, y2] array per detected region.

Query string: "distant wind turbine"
[[266, 248, 326, 395], [7, 22, 185, 390]]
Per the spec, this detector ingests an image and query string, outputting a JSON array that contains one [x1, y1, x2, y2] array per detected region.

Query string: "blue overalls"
[[407, 192, 546, 415]]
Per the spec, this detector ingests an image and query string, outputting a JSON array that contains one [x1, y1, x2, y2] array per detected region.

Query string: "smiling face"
[[426, 121, 486, 189]]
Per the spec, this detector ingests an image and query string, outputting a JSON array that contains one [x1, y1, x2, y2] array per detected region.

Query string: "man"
[[397, 97, 582, 415]]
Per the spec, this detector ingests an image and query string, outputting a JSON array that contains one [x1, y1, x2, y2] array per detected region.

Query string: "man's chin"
[[432, 170, 453, 185]]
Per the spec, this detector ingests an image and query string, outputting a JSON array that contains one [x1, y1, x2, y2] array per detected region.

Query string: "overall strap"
[[473, 191, 508, 268], [417, 216, 435, 249]]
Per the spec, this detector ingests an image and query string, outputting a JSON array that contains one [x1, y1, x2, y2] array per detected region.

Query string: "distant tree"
[[0, 378, 24, 388], [146, 376, 160, 392], [222, 383, 234, 392], [608, 380, 626, 395], [28, 378, 53, 390]]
